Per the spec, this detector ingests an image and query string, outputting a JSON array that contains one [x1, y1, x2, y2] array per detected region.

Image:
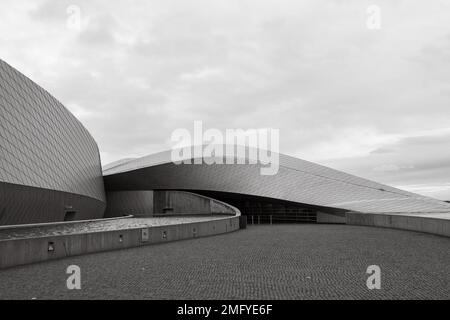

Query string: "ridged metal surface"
[[103, 149, 450, 214], [0, 59, 106, 225]]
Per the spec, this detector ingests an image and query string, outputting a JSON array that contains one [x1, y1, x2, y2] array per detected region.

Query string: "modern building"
[[0, 59, 106, 225], [102, 150, 450, 223], [2, 59, 450, 226]]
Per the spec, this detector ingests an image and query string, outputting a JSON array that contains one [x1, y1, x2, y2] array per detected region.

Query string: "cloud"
[[320, 129, 450, 200], [0, 0, 450, 199], [373, 164, 414, 172]]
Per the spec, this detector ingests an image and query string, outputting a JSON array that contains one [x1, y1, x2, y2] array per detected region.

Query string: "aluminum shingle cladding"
[[103, 150, 450, 214], [0, 59, 105, 202]]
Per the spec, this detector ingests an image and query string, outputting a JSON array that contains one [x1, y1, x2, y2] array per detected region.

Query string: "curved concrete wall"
[[104, 190, 154, 218], [346, 212, 450, 238], [104, 190, 236, 218], [0, 59, 106, 225], [0, 215, 240, 269]]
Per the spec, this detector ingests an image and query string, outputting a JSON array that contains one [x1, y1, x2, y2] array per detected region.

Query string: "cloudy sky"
[[1, 0, 450, 199]]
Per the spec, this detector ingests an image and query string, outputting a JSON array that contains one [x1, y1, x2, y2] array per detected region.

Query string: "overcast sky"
[[1, 0, 450, 199]]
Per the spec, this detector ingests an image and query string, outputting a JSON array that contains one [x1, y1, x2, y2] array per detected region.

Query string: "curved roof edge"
[[102, 146, 450, 214]]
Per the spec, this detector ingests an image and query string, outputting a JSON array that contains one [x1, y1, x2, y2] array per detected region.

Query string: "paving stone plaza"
[[0, 224, 448, 300]]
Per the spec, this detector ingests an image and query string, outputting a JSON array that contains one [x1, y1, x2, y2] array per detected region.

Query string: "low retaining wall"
[[0, 214, 133, 231], [346, 212, 450, 238], [0, 215, 240, 269], [105, 190, 237, 217], [154, 190, 236, 215], [317, 211, 346, 224]]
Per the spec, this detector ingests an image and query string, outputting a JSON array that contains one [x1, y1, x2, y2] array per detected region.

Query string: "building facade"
[[103, 150, 450, 222], [2, 59, 450, 226], [0, 59, 106, 225]]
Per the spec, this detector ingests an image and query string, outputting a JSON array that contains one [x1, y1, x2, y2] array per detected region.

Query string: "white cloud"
[[1, 0, 450, 199]]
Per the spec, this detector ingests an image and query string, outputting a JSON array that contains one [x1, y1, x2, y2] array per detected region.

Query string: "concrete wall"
[[346, 212, 450, 238], [210, 197, 237, 214], [0, 215, 240, 269], [154, 190, 236, 215], [105, 190, 236, 217], [316, 211, 346, 224], [104, 190, 154, 218]]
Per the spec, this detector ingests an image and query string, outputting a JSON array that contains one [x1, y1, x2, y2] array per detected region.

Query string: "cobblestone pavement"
[[0, 224, 449, 299], [0, 216, 227, 240]]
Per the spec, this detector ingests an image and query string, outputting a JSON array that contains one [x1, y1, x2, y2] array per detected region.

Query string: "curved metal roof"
[[103, 147, 450, 214]]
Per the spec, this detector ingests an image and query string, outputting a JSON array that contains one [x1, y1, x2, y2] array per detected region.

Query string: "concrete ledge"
[[346, 212, 450, 238], [0, 215, 240, 269], [0, 215, 134, 231]]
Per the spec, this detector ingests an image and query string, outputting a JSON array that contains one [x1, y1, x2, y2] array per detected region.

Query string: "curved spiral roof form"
[[103, 148, 450, 214]]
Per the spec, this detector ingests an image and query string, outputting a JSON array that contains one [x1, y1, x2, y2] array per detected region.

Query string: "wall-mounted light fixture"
[[141, 228, 149, 242]]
